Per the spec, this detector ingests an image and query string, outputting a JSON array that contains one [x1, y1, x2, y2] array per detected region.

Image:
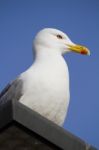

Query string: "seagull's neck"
[[33, 47, 63, 64], [29, 47, 69, 78]]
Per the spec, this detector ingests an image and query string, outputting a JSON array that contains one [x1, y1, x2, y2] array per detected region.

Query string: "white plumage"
[[19, 28, 90, 125], [19, 28, 70, 126]]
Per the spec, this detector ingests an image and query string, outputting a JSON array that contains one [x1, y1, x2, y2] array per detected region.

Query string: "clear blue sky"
[[0, 0, 99, 148]]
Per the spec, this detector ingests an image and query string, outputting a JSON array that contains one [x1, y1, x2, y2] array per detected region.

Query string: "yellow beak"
[[67, 44, 90, 55]]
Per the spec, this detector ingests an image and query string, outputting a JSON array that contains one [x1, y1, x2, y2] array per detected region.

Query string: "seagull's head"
[[34, 28, 90, 55]]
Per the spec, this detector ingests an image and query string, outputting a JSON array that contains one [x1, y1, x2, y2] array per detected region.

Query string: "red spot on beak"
[[81, 50, 88, 55]]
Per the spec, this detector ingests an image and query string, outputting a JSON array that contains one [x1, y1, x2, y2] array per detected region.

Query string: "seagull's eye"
[[56, 34, 63, 39]]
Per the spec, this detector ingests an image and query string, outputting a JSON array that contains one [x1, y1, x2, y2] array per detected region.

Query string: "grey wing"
[[0, 78, 23, 106]]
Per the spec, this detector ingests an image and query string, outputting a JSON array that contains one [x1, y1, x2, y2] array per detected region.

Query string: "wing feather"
[[0, 78, 23, 105]]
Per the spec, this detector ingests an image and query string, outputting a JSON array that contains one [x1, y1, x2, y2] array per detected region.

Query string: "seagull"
[[0, 28, 90, 126]]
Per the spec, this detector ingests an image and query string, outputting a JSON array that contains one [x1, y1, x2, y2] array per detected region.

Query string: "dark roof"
[[0, 99, 97, 150]]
